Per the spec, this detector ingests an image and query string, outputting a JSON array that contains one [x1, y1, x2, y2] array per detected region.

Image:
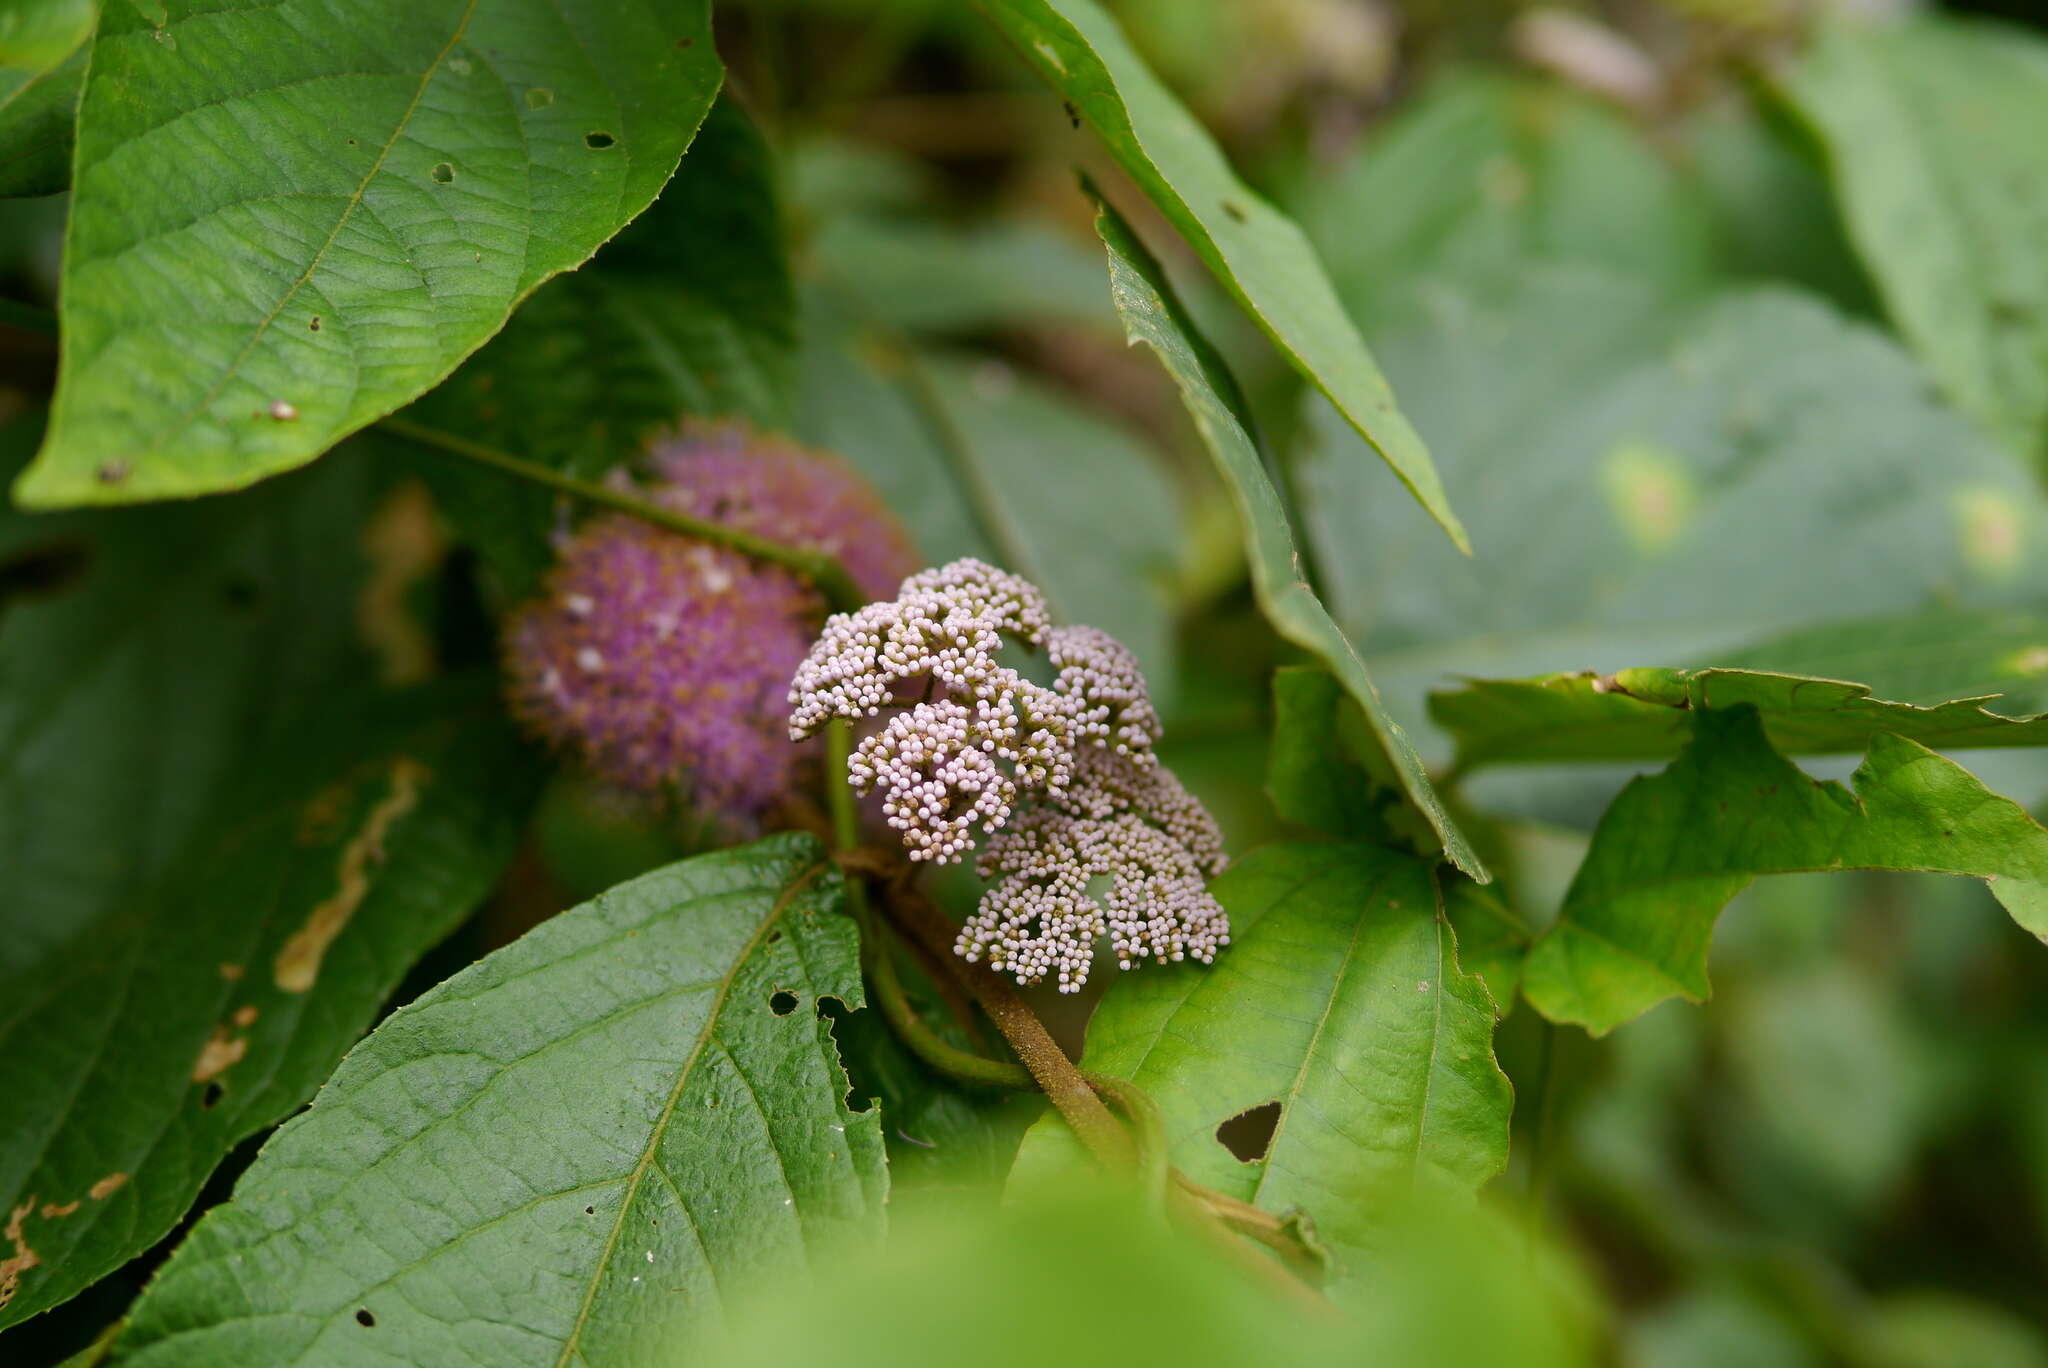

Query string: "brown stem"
[[884, 881, 1135, 1171]]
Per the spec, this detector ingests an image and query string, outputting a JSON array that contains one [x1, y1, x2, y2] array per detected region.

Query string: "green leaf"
[[1092, 192, 1484, 878], [1441, 875, 1529, 1016], [691, 1181, 1595, 1368], [1717, 609, 2048, 715], [0, 0, 93, 198], [2, 433, 375, 1009], [1301, 272, 2046, 723], [1266, 665, 1391, 841], [1785, 17, 2048, 469], [1679, 92, 1877, 317], [1010, 842, 1511, 1271], [402, 96, 793, 597], [1302, 74, 1718, 330], [829, 966, 1044, 1219], [100, 835, 886, 1367], [1523, 706, 2048, 1034], [978, 0, 1469, 552], [15, 0, 722, 508], [0, 683, 536, 1330], [794, 301, 1184, 698], [1435, 665, 2048, 771]]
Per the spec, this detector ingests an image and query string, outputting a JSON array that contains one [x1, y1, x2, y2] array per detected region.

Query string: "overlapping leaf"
[[1093, 194, 1483, 877], [101, 835, 886, 1367], [1433, 660, 2048, 771], [1301, 271, 2046, 724], [1267, 667, 1527, 1010], [1786, 17, 2048, 470], [978, 0, 1468, 551], [16, 0, 721, 507], [401, 97, 793, 596], [0, 418, 528, 1328], [1010, 842, 1511, 1272], [1524, 707, 2048, 1034], [0, 683, 536, 1329]]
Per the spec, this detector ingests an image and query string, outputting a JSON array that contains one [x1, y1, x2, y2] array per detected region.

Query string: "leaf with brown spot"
[[0, 682, 537, 1330], [273, 754, 429, 992]]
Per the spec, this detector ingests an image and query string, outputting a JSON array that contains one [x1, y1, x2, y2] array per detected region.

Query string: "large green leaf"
[[977, 0, 1468, 552], [1523, 707, 2048, 1034], [0, 683, 536, 1331], [0, 416, 488, 1328], [402, 96, 793, 597], [1785, 17, 2048, 469], [1010, 842, 1511, 1272], [15, 0, 721, 508], [1301, 74, 1717, 331], [1266, 666, 1527, 1010], [1301, 271, 2046, 729], [1433, 661, 2048, 771], [100, 835, 886, 1367], [1092, 193, 1483, 878], [1, 431, 373, 998], [0, 0, 92, 198], [687, 1182, 1594, 1368]]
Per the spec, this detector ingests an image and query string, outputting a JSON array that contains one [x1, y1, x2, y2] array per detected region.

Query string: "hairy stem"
[[378, 417, 868, 615], [884, 881, 1136, 1171]]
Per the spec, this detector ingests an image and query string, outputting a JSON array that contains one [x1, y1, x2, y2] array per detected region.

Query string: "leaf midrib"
[[138, 0, 483, 457], [551, 856, 829, 1367]]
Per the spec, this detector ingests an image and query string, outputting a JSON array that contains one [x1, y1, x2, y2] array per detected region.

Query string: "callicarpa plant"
[[11, 0, 2048, 1365], [788, 557, 1229, 991]]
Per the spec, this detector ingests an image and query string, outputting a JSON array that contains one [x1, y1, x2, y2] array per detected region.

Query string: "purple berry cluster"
[[504, 423, 916, 818], [788, 558, 1230, 992]]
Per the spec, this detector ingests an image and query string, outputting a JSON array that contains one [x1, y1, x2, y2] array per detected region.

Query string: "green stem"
[[378, 417, 868, 616]]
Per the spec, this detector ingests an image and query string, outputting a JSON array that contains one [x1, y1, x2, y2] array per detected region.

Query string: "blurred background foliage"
[[5, 0, 2048, 1360]]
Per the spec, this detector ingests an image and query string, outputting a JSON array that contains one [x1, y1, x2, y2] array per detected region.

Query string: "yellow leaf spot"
[[1955, 487, 2025, 578], [192, 1025, 247, 1083], [2007, 645, 2048, 676], [1600, 440, 1696, 555], [232, 1004, 259, 1028], [274, 756, 430, 992], [88, 1174, 128, 1201], [356, 481, 443, 686], [38, 1201, 79, 1220], [0, 1197, 38, 1310]]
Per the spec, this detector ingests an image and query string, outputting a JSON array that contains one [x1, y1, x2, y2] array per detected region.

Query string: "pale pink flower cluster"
[[788, 558, 1229, 992]]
